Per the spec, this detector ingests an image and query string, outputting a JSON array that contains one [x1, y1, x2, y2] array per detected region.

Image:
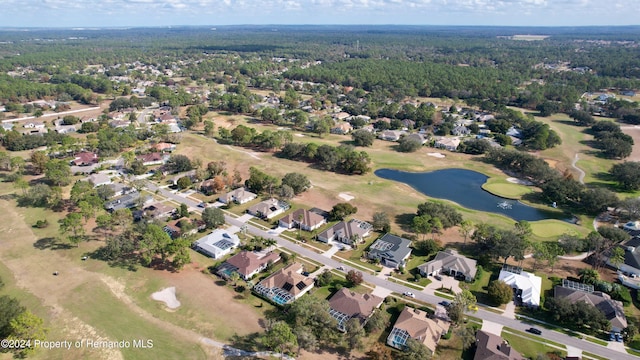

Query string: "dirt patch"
[[427, 152, 446, 158], [506, 177, 534, 186]]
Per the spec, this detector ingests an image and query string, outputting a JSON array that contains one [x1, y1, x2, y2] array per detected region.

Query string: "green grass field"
[[501, 331, 566, 359], [530, 219, 591, 239], [481, 178, 533, 199]]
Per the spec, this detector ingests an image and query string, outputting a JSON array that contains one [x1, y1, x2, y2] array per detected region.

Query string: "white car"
[[403, 291, 415, 298]]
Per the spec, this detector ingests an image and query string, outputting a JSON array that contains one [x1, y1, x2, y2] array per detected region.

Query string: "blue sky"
[[1, 0, 638, 27]]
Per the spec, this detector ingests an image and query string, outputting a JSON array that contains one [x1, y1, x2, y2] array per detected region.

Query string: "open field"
[[0, 200, 274, 360]]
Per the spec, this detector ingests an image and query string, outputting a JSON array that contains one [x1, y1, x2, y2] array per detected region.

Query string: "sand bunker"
[[151, 287, 181, 310], [506, 177, 534, 186], [427, 152, 446, 158], [295, 133, 305, 137], [338, 193, 354, 201]]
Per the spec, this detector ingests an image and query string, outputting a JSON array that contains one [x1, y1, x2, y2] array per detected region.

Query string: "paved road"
[[146, 181, 640, 360]]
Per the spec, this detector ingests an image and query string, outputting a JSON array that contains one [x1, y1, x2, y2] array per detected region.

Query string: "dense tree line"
[[589, 121, 633, 159], [279, 142, 371, 175], [1, 130, 70, 151]]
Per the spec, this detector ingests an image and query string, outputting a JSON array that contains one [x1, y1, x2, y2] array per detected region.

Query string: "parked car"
[[610, 332, 616, 341], [438, 301, 451, 307], [526, 328, 542, 335], [467, 304, 478, 312], [198, 202, 207, 208], [403, 291, 415, 298], [615, 333, 623, 342], [434, 274, 442, 281]]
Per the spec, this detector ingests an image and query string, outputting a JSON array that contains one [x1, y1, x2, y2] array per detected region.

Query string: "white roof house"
[[194, 229, 241, 259], [498, 268, 542, 307]]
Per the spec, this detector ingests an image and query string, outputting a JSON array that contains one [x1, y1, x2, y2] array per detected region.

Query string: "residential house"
[[473, 330, 525, 360], [405, 133, 429, 145], [193, 229, 241, 259], [71, 151, 99, 166], [200, 179, 218, 195], [498, 265, 542, 307], [104, 183, 133, 198], [253, 263, 314, 305], [109, 120, 130, 128], [164, 218, 201, 239], [387, 307, 450, 354], [614, 237, 640, 276], [554, 280, 627, 332], [247, 198, 289, 220], [378, 130, 405, 142], [278, 208, 326, 231], [417, 249, 477, 281], [23, 121, 45, 129], [434, 137, 461, 151], [144, 202, 176, 220], [506, 127, 522, 139], [104, 192, 151, 212], [218, 187, 257, 205], [621, 90, 636, 97], [366, 233, 412, 269], [85, 173, 112, 188], [317, 219, 372, 245], [1, 123, 13, 132], [153, 142, 176, 152], [334, 112, 351, 121], [452, 125, 471, 136], [217, 251, 281, 280], [401, 119, 416, 130], [331, 122, 353, 135], [328, 288, 384, 331], [136, 152, 166, 166]]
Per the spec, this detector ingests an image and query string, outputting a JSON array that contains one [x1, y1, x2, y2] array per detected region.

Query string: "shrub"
[[33, 219, 49, 228]]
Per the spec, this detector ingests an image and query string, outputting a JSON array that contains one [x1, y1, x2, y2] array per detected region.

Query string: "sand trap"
[[506, 177, 534, 186], [151, 287, 181, 310], [427, 152, 446, 158], [338, 193, 354, 201], [295, 133, 305, 137]]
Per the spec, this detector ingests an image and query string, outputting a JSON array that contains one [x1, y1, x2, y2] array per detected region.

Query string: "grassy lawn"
[[333, 233, 383, 272], [501, 330, 566, 359], [391, 252, 434, 287], [530, 219, 591, 239], [582, 352, 610, 360], [467, 264, 499, 306], [482, 177, 533, 199], [63, 282, 206, 360]]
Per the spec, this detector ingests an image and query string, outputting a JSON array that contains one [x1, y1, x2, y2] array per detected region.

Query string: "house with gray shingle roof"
[[366, 233, 412, 269], [418, 249, 477, 282]]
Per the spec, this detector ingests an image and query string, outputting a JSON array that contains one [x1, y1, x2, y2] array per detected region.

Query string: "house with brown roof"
[[144, 202, 176, 220], [317, 219, 372, 245], [418, 249, 478, 282], [253, 263, 314, 305], [71, 151, 98, 166], [473, 330, 525, 360], [136, 152, 166, 166], [153, 142, 176, 152], [278, 209, 326, 231], [331, 122, 353, 135], [218, 251, 281, 280], [554, 282, 627, 332], [247, 198, 289, 220], [218, 187, 257, 204], [387, 307, 450, 354], [328, 288, 383, 331]]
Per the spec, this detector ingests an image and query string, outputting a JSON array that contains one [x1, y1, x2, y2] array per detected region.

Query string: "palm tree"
[[610, 247, 626, 270]]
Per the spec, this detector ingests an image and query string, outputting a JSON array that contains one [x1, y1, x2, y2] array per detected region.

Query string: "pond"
[[375, 168, 552, 222]]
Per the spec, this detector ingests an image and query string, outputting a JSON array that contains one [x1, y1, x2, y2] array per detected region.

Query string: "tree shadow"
[[228, 332, 261, 352], [89, 247, 139, 272], [33, 237, 73, 250], [394, 213, 415, 233], [0, 193, 17, 201]]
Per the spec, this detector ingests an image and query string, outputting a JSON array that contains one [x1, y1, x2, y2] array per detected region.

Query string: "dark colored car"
[[615, 333, 623, 342], [438, 301, 451, 307], [526, 327, 542, 335]]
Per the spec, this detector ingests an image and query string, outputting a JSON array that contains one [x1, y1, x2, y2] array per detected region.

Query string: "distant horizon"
[[2, 24, 640, 30], [1, 0, 639, 28]]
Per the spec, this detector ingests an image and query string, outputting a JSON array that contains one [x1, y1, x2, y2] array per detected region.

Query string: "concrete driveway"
[[424, 274, 462, 294]]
